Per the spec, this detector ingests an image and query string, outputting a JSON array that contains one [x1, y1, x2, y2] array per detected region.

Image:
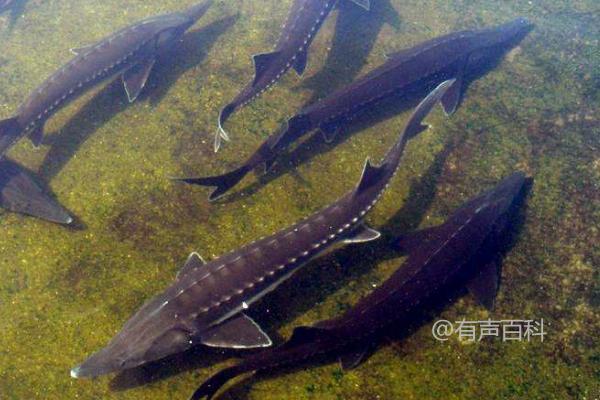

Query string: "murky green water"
[[0, 0, 598, 399]]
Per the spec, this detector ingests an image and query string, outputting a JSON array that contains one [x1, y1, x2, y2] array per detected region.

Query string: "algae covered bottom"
[[0, 0, 598, 399]]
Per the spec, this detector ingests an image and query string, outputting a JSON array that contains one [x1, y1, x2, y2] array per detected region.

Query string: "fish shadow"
[[299, 0, 402, 105], [217, 32, 530, 204], [220, 178, 533, 399], [107, 137, 455, 391], [38, 15, 237, 182]]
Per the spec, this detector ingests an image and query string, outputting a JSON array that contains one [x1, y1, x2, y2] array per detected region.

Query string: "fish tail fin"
[[190, 365, 245, 400], [0, 117, 22, 156], [175, 165, 251, 201]]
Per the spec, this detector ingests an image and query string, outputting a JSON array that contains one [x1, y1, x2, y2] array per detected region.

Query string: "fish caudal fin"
[[190, 365, 245, 400], [175, 165, 251, 201], [0, 117, 22, 156]]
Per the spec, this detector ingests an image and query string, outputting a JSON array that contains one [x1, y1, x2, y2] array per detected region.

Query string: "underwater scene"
[[0, 0, 598, 399]]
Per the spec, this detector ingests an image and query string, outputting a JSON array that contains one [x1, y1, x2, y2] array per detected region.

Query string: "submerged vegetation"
[[0, 0, 597, 399]]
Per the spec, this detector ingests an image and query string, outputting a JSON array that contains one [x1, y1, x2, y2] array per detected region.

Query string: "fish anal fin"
[[252, 51, 281, 86], [122, 58, 156, 103], [348, 0, 370, 10], [391, 226, 441, 253], [467, 258, 501, 311], [28, 125, 44, 147], [201, 313, 272, 349], [176, 252, 207, 279], [343, 224, 381, 244], [355, 158, 385, 194], [292, 51, 308, 76]]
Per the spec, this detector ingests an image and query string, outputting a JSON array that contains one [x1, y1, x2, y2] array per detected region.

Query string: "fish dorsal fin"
[[28, 125, 44, 147], [441, 59, 467, 115], [355, 158, 386, 194], [467, 258, 501, 311], [201, 313, 272, 349], [391, 225, 441, 253], [252, 51, 281, 86], [176, 252, 206, 279], [70, 45, 95, 55], [348, 0, 370, 10], [122, 58, 156, 103], [343, 223, 381, 244], [292, 50, 308, 76], [286, 325, 330, 347]]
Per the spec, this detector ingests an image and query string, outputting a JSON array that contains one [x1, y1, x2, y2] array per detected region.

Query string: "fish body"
[[0, 0, 213, 157], [215, 0, 370, 150], [191, 170, 529, 399], [70, 81, 454, 380], [185, 18, 532, 199]]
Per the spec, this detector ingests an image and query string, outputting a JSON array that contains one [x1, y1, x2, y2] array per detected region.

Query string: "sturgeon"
[[184, 18, 532, 199], [0, 0, 213, 157], [70, 80, 455, 379], [214, 0, 371, 151], [191, 171, 529, 399], [0, 159, 72, 224]]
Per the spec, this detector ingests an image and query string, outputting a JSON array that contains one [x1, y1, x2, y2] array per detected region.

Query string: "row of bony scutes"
[[0, 1, 536, 399]]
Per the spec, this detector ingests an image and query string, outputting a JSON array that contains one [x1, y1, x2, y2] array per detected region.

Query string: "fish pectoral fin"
[[252, 51, 282, 86], [201, 313, 272, 349], [441, 67, 465, 116], [176, 252, 207, 279], [355, 158, 385, 194], [122, 58, 156, 103], [28, 125, 44, 147], [390, 226, 441, 253], [467, 258, 501, 311], [339, 342, 371, 370], [348, 0, 370, 10], [343, 224, 381, 244], [70, 45, 95, 55], [292, 50, 308, 76], [319, 122, 340, 143]]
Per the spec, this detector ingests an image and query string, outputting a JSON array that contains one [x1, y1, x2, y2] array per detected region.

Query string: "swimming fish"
[[0, 0, 213, 157], [183, 18, 532, 199], [0, 159, 72, 224], [214, 0, 371, 151], [70, 80, 454, 379], [190, 171, 529, 399]]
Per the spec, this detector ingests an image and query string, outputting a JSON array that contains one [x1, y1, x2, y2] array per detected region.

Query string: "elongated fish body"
[[214, 0, 370, 150], [191, 171, 528, 399], [0, 0, 213, 157], [70, 81, 454, 381], [184, 18, 532, 199]]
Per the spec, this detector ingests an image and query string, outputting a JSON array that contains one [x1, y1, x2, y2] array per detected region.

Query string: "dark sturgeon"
[[214, 0, 371, 151], [185, 18, 532, 199], [191, 171, 529, 399], [70, 80, 455, 379], [0, 159, 72, 224], [0, 0, 213, 157]]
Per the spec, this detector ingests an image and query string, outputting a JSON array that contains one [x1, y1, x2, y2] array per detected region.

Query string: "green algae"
[[0, 0, 598, 399]]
